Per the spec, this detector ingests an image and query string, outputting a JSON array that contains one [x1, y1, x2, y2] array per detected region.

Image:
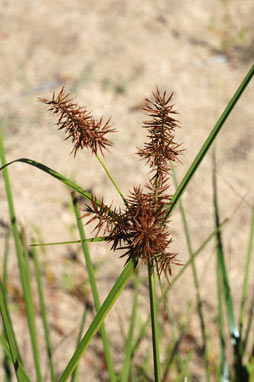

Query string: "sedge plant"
[[0, 64, 253, 381], [39, 86, 184, 382]]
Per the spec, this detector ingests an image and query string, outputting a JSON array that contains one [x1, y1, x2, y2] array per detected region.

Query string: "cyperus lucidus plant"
[[40, 87, 183, 277]]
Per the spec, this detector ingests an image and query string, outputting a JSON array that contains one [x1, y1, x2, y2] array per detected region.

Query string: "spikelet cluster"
[[39, 86, 116, 156], [137, 88, 182, 187]]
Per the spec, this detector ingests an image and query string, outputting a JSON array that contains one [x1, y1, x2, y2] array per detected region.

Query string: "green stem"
[[30, 236, 106, 247], [147, 262, 161, 382], [96, 154, 126, 203], [120, 268, 139, 382]]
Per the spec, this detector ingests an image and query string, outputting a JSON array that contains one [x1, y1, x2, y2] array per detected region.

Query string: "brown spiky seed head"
[[39, 86, 116, 156], [137, 88, 183, 185], [83, 186, 180, 276]]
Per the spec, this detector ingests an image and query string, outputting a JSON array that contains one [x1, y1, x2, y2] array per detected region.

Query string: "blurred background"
[[0, 0, 253, 380]]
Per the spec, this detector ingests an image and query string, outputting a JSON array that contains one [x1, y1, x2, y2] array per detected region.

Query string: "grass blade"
[[147, 263, 161, 382], [20, 229, 43, 381], [2, 228, 10, 295], [71, 191, 116, 381], [212, 152, 248, 380], [0, 334, 12, 361], [242, 290, 254, 354], [157, 270, 183, 374], [31, 236, 106, 247], [1, 228, 12, 382], [160, 308, 184, 380], [31, 243, 56, 382], [165, 64, 254, 221], [71, 306, 88, 382], [212, 153, 239, 342], [0, 129, 41, 381], [164, 220, 228, 296], [58, 257, 135, 382], [239, 208, 254, 334], [130, 318, 150, 361], [172, 165, 211, 381], [120, 268, 139, 382], [176, 349, 193, 382], [0, 158, 93, 203], [216, 242, 229, 381], [0, 286, 31, 382]]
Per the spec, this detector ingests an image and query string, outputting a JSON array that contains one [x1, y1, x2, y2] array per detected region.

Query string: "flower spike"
[[39, 86, 116, 156], [137, 88, 183, 187]]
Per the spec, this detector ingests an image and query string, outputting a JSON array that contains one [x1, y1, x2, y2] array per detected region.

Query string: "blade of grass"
[[2, 228, 12, 382], [30, 236, 106, 247], [130, 317, 150, 361], [0, 278, 22, 368], [71, 306, 88, 382], [165, 64, 254, 221], [31, 243, 56, 382], [176, 349, 193, 382], [212, 152, 248, 381], [159, 293, 190, 381], [157, 271, 183, 373], [164, 220, 228, 296], [171, 165, 211, 381], [0, 158, 93, 203], [71, 191, 116, 382], [0, 287, 31, 382], [140, 348, 153, 382], [147, 262, 161, 382], [216, 241, 229, 382], [239, 208, 254, 334], [20, 229, 43, 382], [120, 267, 139, 382], [2, 228, 10, 294], [161, 335, 184, 382], [0, 129, 42, 381], [212, 153, 239, 342], [0, 334, 12, 361], [58, 259, 135, 382], [242, 290, 254, 354]]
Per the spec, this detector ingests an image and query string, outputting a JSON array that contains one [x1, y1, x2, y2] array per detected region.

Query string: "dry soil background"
[[0, 0, 254, 381]]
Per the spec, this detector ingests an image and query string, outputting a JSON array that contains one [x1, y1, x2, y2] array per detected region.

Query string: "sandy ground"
[[0, 0, 254, 380]]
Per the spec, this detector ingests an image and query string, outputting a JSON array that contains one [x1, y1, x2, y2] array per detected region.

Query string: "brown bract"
[[39, 86, 116, 156]]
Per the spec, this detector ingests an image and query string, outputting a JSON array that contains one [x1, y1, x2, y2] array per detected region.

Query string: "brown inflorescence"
[[137, 88, 183, 187], [39, 86, 116, 156], [82, 88, 183, 276], [41, 86, 182, 275]]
